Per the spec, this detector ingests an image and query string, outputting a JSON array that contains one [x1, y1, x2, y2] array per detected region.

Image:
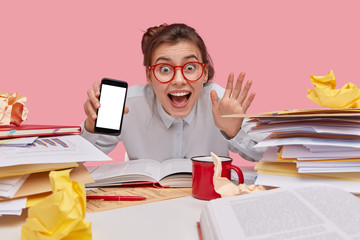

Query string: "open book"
[[199, 184, 360, 240], [86, 158, 192, 188]]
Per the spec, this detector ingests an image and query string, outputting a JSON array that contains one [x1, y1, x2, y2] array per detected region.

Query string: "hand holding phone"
[[94, 78, 128, 135]]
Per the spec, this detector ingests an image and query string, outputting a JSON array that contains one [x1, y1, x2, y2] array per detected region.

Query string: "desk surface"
[[0, 196, 208, 240]]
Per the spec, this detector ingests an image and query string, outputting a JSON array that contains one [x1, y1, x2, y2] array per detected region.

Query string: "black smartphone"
[[94, 78, 128, 135]]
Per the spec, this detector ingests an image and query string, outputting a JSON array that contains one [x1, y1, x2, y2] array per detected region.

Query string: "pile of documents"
[[0, 125, 111, 216], [246, 108, 360, 194]]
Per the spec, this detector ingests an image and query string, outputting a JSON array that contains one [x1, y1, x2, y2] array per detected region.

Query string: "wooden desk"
[[0, 196, 208, 240]]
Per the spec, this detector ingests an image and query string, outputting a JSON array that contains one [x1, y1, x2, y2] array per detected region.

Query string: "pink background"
[[1, 0, 359, 166]]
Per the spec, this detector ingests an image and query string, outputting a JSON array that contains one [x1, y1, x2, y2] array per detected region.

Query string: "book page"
[[201, 185, 360, 240], [159, 158, 192, 180], [88, 159, 162, 185]]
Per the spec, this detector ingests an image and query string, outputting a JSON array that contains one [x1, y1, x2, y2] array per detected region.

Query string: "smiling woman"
[[146, 41, 207, 118], [80, 23, 268, 162]]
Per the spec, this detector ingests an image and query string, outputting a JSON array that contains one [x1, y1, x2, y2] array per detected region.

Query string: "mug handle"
[[225, 165, 244, 184]]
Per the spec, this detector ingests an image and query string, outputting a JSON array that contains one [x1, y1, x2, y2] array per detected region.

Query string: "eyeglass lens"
[[154, 62, 203, 82]]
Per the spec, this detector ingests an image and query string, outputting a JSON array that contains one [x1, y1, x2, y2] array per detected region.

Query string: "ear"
[[146, 67, 153, 86], [203, 64, 209, 84]]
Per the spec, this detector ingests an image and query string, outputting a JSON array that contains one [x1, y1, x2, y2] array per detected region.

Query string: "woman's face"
[[146, 41, 208, 118]]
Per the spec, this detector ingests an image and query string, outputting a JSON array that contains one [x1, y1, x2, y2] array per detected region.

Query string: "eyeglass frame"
[[148, 61, 207, 84]]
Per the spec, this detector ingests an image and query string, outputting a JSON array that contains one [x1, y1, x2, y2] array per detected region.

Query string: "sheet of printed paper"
[[0, 137, 38, 146], [0, 174, 29, 198], [0, 135, 111, 167], [86, 186, 192, 212], [0, 197, 27, 216]]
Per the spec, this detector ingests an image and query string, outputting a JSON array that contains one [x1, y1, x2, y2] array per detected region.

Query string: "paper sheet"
[[21, 169, 92, 240], [0, 197, 27, 216], [0, 163, 93, 201], [0, 91, 28, 125], [0, 136, 37, 146], [86, 186, 192, 212], [0, 135, 111, 167], [211, 152, 265, 198], [0, 162, 78, 178], [0, 174, 29, 198], [255, 174, 360, 194], [307, 70, 360, 108]]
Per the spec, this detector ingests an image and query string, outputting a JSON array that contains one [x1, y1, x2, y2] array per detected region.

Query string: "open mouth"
[[168, 91, 191, 108]]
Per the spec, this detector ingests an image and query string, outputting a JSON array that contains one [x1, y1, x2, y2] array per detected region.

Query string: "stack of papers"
[[0, 125, 111, 216], [235, 108, 360, 194]]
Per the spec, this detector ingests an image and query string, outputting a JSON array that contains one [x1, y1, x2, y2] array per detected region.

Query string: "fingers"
[[242, 92, 256, 113], [84, 99, 97, 120], [231, 73, 245, 99], [223, 72, 255, 112], [224, 73, 234, 98], [237, 79, 252, 105], [210, 90, 219, 112], [93, 82, 101, 97], [84, 82, 101, 120], [88, 83, 101, 110], [124, 106, 129, 115]]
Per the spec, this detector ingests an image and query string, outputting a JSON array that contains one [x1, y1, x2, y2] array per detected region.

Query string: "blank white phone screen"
[[96, 84, 126, 130]]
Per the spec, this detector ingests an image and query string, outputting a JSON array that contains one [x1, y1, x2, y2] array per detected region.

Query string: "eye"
[[159, 65, 172, 73], [185, 64, 196, 71]]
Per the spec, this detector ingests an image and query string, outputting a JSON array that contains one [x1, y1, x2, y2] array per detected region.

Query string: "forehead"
[[151, 41, 202, 64]]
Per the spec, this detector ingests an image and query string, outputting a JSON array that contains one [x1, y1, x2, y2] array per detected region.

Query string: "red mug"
[[191, 155, 244, 200]]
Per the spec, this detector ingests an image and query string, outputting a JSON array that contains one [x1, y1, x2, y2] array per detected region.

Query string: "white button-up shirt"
[[80, 83, 267, 162]]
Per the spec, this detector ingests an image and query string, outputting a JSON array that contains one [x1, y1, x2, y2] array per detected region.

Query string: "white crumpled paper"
[[211, 152, 265, 198]]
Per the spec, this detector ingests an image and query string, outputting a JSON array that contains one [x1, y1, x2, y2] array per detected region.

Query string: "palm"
[[211, 72, 255, 138]]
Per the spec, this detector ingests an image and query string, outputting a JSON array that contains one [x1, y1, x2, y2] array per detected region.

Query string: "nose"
[[171, 66, 187, 85]]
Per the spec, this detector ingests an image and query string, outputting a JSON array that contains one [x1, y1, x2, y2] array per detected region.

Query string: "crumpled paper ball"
[[21, 169, 92, 240], [0, 91, 28, 125], [307, 70, 360, 109]]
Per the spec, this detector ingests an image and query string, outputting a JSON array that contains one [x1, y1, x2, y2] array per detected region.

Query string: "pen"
[[86, 195, 147, 201]]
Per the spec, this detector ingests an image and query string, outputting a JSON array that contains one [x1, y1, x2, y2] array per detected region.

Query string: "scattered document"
[[0, 163, 93, 201], [0, 197, 27, 216], [86, 186, 192, 212], [0, 137, 37, 146], [0, 174, 29, 198], [282, 145, 360, 159], [255, 137, 360, 149], [0, 162, 78, 178], [0, 135, 111, 167], [298, 167, 360, 173], [246, 108, 360, 187], [255, 174, 360, 194], [297, 161, 360, 168], [199, 185, 360, 240]]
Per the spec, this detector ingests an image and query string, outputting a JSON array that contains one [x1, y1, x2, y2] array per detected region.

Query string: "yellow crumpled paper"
[[307, 70, 360, 109], [211, 152, 265, 198], [21, 169, 92, 240], [0, 91, 28, 125]]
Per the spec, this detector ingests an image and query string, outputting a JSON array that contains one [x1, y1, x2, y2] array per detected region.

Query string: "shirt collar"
[[156, 98, 196, 128]]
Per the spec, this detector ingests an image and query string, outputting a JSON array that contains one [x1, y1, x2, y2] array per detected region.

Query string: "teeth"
[[170, 92, 189, 97]]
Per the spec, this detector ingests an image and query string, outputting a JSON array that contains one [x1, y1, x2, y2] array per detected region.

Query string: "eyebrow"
[[154, 54, 199, 64]]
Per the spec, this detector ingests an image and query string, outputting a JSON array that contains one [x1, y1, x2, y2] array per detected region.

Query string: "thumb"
[[210, 90, 219, 113]]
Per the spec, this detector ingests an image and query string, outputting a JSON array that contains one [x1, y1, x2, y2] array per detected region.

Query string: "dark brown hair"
[[141, 23, 215, 81]]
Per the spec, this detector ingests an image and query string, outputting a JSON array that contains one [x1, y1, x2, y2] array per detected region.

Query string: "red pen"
[[86, 195, 147, 201]]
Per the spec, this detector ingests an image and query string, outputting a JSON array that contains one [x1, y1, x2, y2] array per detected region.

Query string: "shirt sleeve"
[[79, 121, 119, 154], [222, 118, 269, 162]]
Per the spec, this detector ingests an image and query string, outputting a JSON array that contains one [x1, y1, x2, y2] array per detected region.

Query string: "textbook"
[[199, 184, 360, 240], [86, 158, 192, 188], [0, 124, 81, 139]]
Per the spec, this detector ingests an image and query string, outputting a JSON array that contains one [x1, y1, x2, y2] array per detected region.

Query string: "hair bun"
[[141, 24, 167, 54]]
